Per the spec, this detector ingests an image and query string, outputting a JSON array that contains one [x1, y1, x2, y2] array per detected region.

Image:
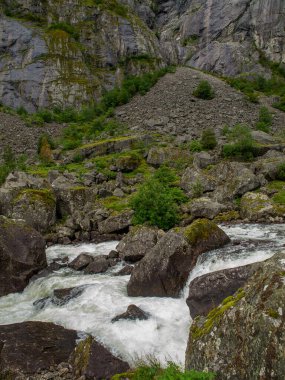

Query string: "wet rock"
[[127, 219, 230, 297], [84, 256, 110, 274], [116, 226, 164, 263], [0, 322, 77, 378], [98, 210, 134, 234], [185, 252, 285, 379], [111, 305, 149, 322], [68, 253, 94, 271], [115, 265, 134, 276], [108, 250, 119, 259], [34, 287, 86, 309], [186, 263, 261, 319], [71, 336, 129, 380], [0, 216, 46, 297]]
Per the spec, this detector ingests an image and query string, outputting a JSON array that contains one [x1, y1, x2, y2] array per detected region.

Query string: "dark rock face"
[[68, 253, 94, 271], [34, 286, 86, 309], [127, 219, 230, 297], [84, 256, 110, 274], [116, 226, 164, 263], [0, 216, 47, 297], [71, 336, 129, 380], [0, 322, 77, 377], [111, 304, 149, 322], [185, 252, 285, 379], [187, 263, 261, 319]]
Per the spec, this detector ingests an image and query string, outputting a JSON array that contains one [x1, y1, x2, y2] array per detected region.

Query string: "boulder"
[[180, 167, 216, 195], [127, 219, 230, 297], [9, 188, 57, 233], [190, 197, 228, 219], [193, 152, 215, 169], [251, 130, 276, 144], [71, 336, 129, 379], [240, 192, 285, 222], [0, 322, 77, 378], [111, 304, 149, 322], [186, 263, 261, 319], [114, 154, 141, 172], [68, 253, 94, 271], [253, 157, 285, 180], [98, 210, 134, 234], [116, 226, 164, 263], [185, 252, 285, 379], [0, 216, 46, 297], [84, 256, 110, 274], [34, 286, 86, 309], [147, 147, 168, 166], [210, 162, 265, 202]]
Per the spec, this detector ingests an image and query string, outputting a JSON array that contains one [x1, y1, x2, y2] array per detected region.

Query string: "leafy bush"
[[131, 167, 186, 230], [276, 163, 285, 180], [201, 128, 217, 150], [189, 140, 203, 152], [273, 96, 285, 112], [47, 22, 79, 40], [255, 106, 272, 132], [112, 361, 215, 380], [38, 134, 55, 163], [193, 81, 215, 100], [0, 146, 26, 185], [222, 124, 255, 160]]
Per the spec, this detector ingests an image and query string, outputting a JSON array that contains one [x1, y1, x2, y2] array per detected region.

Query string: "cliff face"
[[0, 0, 285, 111]]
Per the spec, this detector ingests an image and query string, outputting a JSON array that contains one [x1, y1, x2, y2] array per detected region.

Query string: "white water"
[[0, 224, 285, 365]]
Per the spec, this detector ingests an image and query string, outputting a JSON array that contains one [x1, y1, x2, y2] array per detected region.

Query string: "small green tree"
[[130, 167, 186, 230], [256, 106, 272, 132], [222, 124, 255, 160], [201, 128, 217, 150], [193, 80, 215, 100]]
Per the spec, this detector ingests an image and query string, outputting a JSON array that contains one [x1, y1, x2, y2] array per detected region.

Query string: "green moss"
[[191, 289, 246, 340], [214, 211, 240, 223], [101, 196, 131, 213], [14, 189, 56, 207], [266, 308, 280, 319], [184, 219, 219, 246], [72, 336, 92, 373]]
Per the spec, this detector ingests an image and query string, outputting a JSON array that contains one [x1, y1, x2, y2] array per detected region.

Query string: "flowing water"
[[0, 224, 285, 365]]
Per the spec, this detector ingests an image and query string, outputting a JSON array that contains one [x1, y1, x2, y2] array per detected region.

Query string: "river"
[[0, 224, 284, 365]]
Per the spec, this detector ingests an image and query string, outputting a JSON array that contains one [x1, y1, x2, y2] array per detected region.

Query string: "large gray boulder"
[[127, 219, 230, 297], [116, 226, 165, 263], [190, 197, 228, 219], [186, 262, 261, 319], [185, 252, 285, 379], [98, 210, 134, 234], [0, 216, 47, 297], [0, 322, 77, 378]]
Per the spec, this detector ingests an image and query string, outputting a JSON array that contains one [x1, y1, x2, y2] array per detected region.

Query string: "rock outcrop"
[[0, 216, 46, 297], [111, 304, 149, 322], [1, 1, 285, 110], [116, 226, 164, 262], [186, 262, 261, 319], [70, 336, 129, 380], [0, 322, 77, 378], [127, 219, 230, 297], [185, 252, 285, 379]]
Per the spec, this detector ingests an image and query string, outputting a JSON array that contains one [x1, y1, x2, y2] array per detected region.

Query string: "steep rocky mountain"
[[0, 0, 284, 111]]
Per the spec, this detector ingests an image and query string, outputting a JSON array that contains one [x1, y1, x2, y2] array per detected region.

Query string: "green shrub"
[[276, 163, 285, 180], [112, 361, 216, 380], [131, 167, 186, 230], [189, 140, 203, 152], [222, 124, 255, 160], [273, 96, 285, 112], [256, 106, 272, 132], [201, 128, 217, 150], [193, 80, 215, 100], [16, 106, 28, 116], [47, 22, 79, 40], [0, 146, 26, 185]]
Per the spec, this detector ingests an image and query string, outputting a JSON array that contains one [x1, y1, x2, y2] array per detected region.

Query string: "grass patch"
[[0, 147, 27, 185], [112, 361, 215, 380]]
